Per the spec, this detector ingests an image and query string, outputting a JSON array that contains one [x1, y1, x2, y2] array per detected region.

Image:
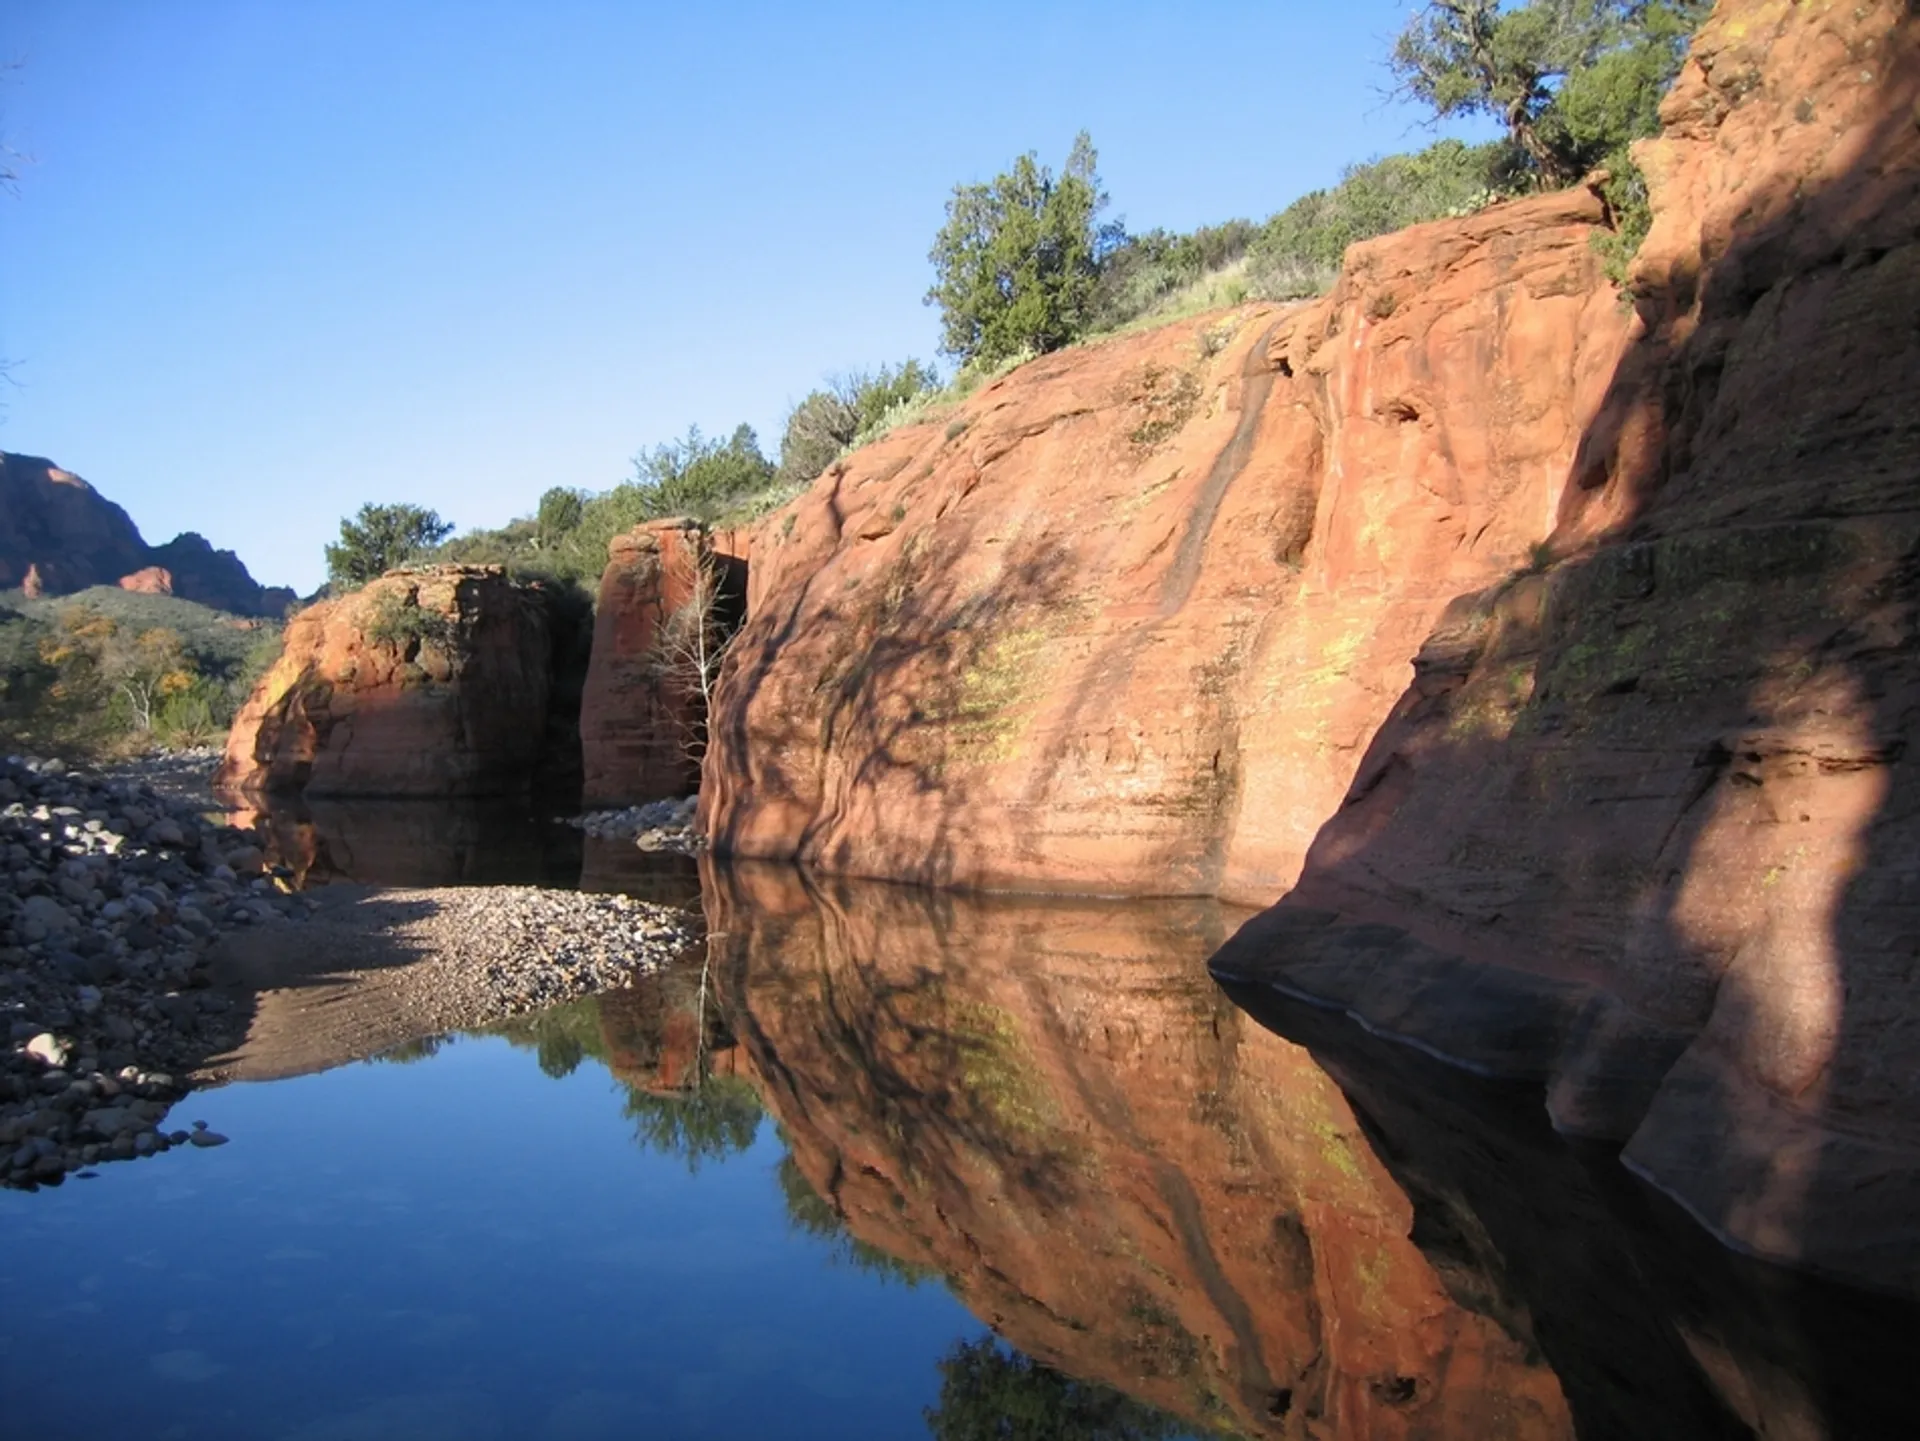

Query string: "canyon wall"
[[703, 185, 1631, 896], [1214, 0, 1920, 1293], [704, 0, 1920, 1294], [215, 566, 555, 798], [578, 521, 748, 808]]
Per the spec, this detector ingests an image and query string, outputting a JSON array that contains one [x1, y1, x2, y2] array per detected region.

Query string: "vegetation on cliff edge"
[[358, 0, 1709, 594]]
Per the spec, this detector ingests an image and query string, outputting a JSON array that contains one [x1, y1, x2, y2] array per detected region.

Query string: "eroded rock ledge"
[[216, 566, 559, 799], [703, 0, 1920, 1294]]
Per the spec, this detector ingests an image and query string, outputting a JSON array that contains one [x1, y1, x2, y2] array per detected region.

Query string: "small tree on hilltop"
[[776, 359, 939, 487], [927, 132, 1124, 367], [631, 424, 776, 522], [324, 503, 454, 588], [1390, 1, 1710, 189], [535, 486, 586, 547]]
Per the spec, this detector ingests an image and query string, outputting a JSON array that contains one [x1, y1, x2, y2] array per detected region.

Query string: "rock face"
[[0, 454, 150, 597], [704, 187, 1631, 894], [1216, 0, 1920, 1295], [579, 520, 747, 807], [146, 532, 297, 616], [704, 0, 1920, 1293], [116, 566, 174, 596], [215, 567, 555, 798], [0, 452, 292, 617]]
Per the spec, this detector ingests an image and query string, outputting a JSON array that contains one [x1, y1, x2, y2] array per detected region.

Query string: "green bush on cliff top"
[[438, 3, 1710, 579]]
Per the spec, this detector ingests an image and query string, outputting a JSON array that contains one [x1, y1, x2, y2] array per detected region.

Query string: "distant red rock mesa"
[[0, 451, 293, 616]]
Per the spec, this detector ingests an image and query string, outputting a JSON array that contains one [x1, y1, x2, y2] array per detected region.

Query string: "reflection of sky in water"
[[0, 1036, 989, 1441]]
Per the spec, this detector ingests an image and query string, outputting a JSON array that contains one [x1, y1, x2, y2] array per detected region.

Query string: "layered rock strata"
[[703, 0, 1920, 1293], [703, 191, 1631, 893], [1215, 0, 1920, 1295], [215, 566, 555, 798]]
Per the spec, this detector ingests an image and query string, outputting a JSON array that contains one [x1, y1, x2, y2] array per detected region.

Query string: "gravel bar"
[[3, 751, 706, 1184]]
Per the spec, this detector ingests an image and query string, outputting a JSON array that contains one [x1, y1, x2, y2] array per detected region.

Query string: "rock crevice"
[[700, 0, 1920, 1292]]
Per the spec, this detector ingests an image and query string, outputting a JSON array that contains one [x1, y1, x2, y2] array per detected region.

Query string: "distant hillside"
[[0, 451, 295, 617]]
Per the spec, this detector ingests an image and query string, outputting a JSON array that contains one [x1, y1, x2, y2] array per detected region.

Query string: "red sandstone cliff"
[[1209, 0, 1920, 1295], [703, 0, 1920, 1294], [579, 520, 748, 807], [215, 566, 555, 798], [703, 188, 1630, 894], [0, 452, 294, 616]]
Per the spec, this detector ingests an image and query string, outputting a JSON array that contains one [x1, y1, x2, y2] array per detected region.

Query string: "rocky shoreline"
[[1, 753, 312, 1186], [569, 794, 701, 854], [202, 883, 703, 1084], [2, 753, 706, 1185], [95, 744, 226, 807]]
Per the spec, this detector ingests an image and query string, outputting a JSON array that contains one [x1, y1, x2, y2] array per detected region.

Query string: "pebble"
[[568, 794, 701, 854], [6, 751, 708, 1192], [1, 751, 317, 1191]]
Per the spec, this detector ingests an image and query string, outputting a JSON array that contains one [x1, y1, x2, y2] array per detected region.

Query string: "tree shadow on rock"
[[1213, 5, 1920, 1432]]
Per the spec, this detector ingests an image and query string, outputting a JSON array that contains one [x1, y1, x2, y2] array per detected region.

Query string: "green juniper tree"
[[1390, 0, 1711, 277], [1390, 1, 1709, 187], [927, 132, 1125, 367], [323, 503, 454, 588], [629, 423, 776, 522]]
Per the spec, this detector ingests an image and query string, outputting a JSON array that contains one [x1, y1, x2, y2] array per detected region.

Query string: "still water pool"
[[1, 1022, 1185, 1441], [4, 805, 1915, 1440]]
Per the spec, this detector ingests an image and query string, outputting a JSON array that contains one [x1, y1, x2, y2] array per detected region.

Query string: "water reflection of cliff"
[[705, 863, 1575, 1441], [223, 795, 698, 901]]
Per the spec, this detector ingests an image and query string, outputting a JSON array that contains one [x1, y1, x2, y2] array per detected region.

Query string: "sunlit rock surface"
[[1217, 0, 1920, 1294], [0, 451, 294, 615], [705, 0, 1920, 1294], [217, 567, 555, 799], [703, 184, 1630, 897], [580, 521, 748, 808]]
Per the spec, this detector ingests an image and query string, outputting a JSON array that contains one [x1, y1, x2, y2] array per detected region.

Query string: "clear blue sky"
[[2, 2, 1462, 595]]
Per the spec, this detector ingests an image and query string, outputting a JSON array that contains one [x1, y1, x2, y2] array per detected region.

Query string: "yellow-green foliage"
[[951, 1001, 1054, 1137], [1, 589, 281, 756], [948, 625, 1051, 758], [361, 587, 459, 658]]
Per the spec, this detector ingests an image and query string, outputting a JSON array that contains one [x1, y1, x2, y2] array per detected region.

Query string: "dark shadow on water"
[[224, 793, 703, 902], [225, 794, 586, 889], [578, 833, 701, 906], [1219, 980, 1920, 1440]]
